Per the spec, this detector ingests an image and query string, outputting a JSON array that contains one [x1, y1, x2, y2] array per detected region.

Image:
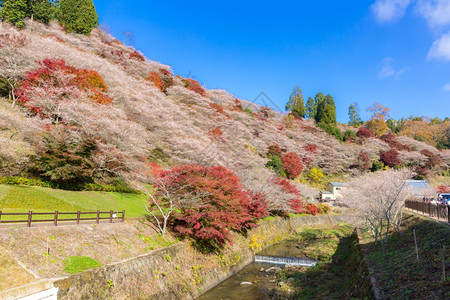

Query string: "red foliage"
[[209, 103, 224, 114], [437, 185, 450, 193], [110, 50, 124, 57], [158, 165, 266, 246], [414, 166, 429, 178], [231, 99, 243, 112], [303, 144, 318, 154], [380, 149, 401, 167], [182, 78, 206, 96], [380, 133, 411, 151], [244, 192, 269, 221], [420, 149, 442, 168], [129, 50, 145, 61], [158, 68, 174, 89], [356, 127, 373, 139], [15, 59, 112, 112], [209, 127, 223, 136], [273, 177, 303, 213], [0, 33, 28, 47], [304, 203, 318, 215], [357, 151, 371, 170], [281, 152, 303, 179], [267, 143, 282, 157]]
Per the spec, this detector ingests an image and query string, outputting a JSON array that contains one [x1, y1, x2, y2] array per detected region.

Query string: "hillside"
[[1, 20, 449, 212]]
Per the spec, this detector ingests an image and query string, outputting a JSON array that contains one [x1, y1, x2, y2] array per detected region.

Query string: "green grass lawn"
[[0, 184, 148, 219]]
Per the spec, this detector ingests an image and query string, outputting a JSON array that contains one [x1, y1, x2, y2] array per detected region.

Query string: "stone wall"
[[54, 213, 362, 299]]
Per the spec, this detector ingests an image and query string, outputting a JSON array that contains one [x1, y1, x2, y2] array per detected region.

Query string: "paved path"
[[405, 208, 450, 228]]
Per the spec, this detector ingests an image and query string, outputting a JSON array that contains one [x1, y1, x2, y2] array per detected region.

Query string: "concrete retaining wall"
[[53, 213, 362, 299]]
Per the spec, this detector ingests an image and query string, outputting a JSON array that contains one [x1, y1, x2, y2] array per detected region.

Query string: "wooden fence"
[[0, 210, 125, 227], [405, 200, 449, 223]]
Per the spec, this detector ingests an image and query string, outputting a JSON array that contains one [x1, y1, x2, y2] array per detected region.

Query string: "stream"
[[197, 240, 317, 300]]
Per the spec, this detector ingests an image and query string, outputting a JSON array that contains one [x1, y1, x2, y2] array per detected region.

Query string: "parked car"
[[437, 193, 450, 205]]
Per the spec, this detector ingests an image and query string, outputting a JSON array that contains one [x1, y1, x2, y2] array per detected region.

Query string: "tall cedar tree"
[[315, 93, 337, 125], [0, 0, 29, 28], [29, 0, 53, 24], [285, 86, 305, 118], [348, 102, 362, 127], [305, 96, 316, 119], [59, 0, 98, 35]]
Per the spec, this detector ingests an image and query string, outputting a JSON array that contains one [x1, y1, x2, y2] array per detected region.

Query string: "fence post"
[[122, 210, 125, 222], [77, 211, 80, 225], [54, 210, 58, 226], [110, 210, 113, 223], [0, 210, 2, 223], [27, 210, 32, 227], [96, 210, 100, 224]]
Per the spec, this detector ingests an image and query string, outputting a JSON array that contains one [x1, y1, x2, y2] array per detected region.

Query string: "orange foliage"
[[209, 127, 223, 136], [146, 72, 164, 92], [182, 78, 206, 96]]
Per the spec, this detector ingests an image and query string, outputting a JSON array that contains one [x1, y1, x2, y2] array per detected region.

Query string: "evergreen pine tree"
[[0, 0, 29, 28], [315, 93, 337, 125], [285, 86, 305, 118], [348, 102, 362, 127], [305, 96, 316, 119], [59, 0, 98, 35], [30, 0, 53, 24]]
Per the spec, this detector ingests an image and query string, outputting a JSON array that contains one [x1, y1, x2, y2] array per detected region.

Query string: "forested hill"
[[0, 18, 449, 208]]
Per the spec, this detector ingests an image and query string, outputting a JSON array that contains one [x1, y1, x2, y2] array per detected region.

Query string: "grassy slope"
[[360, 213, 450, 299], [0, 184, 148, 218]]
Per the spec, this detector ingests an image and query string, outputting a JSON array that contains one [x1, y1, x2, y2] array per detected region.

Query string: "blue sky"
[[95, 0, 450, 123]]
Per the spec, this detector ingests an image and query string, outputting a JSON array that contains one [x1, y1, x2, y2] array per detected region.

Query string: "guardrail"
[[405, 200, 449, 223], [0, 210, 125, 227]]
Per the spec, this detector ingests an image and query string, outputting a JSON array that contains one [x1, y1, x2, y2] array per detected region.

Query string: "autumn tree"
[[348, 102, 362, 127], [305, 96, 316, 119], [366, 102, 389, 136], [344, 169, 412, 250], [285, 86, 305, 118], [59, 0, 98, 35], [380, 149, 401, 168]]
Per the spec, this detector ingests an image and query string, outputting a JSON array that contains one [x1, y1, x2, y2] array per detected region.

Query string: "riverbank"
[[261, 224, 373, 299], [358, 212, 450, 299], [52, 213, 361, 299]]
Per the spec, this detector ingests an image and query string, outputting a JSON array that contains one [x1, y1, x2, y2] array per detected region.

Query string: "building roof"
[[404, 180, 431, 196], [321, 191, 333, 194], [329, 182, 347, 187]]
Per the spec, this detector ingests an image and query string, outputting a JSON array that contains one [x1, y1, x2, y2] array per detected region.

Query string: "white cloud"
[[372, 0, 411, 23], [379, 58, 408, 78], [428, 32, 450, 61], [416, 0, 450, 28], [442, 83, 450, 91]]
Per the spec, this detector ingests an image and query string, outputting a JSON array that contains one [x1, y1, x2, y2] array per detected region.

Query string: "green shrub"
[[343, 129, 356, 142], [63, 256, 101, 274], [370, 159, 383, 172], [318, 123, 342, 141], [243, 107, 254, 117], [0, 176, 54, 188], [266, 154, 284, 176]]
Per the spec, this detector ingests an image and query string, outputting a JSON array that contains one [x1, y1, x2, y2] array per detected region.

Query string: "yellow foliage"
[[366, 118, 387, 136], [307, 167, 324, 184], [248, 234, 263, 251]]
